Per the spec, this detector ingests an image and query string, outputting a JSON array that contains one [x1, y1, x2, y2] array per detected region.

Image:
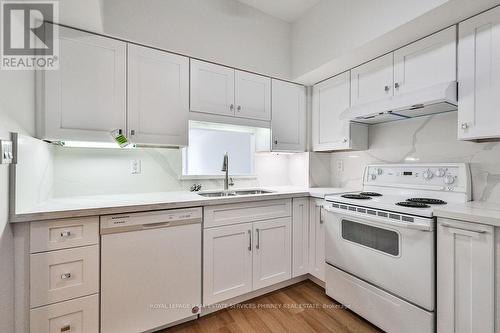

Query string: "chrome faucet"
[[221, 152, 229, 190]]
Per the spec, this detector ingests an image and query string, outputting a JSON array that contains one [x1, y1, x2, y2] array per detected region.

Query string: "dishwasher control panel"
[[100, 207, 202, 233]]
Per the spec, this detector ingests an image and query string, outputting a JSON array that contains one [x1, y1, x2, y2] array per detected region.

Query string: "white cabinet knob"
[[60, 272, 72, 280], [461, 123, 469, 129]]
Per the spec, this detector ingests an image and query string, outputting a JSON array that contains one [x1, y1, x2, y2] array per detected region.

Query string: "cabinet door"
[[437, 219, 494, 333], [458, 6, 500, 140], [253, 218, 292, 290], [271, 80, 306, 151], [292, 198, 309, 277], [312, 72, 352, 151], [235, 70, 271, 121], [190, 59, 235, 117], [128, 44, 189, 146], [394, 26, 456, 96], [309, 199, 325, 281], [43, 25, 127, 142], [351, 53, 394, 106], [203, 223, 253, 305]]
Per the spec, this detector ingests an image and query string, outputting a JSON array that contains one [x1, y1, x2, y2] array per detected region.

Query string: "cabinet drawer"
[[204, 199, 292, 228], [30, 294, 99, 333], [30, 217, 99, 253], [30, 245, 99, 308]]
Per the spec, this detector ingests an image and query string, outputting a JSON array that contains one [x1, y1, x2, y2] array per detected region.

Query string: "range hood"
[[340, 81, 458, 124]]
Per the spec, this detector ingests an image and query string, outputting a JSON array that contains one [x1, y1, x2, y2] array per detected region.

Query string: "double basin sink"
[[198, 189, 274, 198]]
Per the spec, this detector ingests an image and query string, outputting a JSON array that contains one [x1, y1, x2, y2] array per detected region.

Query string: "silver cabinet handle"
[[441, 223, 487, 234], [130, 129, 135, 136], [256, 228, 260, 249], [60, 324, 71, 333], [60, 272, 72, 280], [60, 231, 71, 238], [394, 82, 400, 89], [384, 85, 390, 92], [230, 104, 234, 111], [319, 206, 324, 224], [237, 105, 241, 111], [342, 137, 348, 143], [461, 123, 469, 129], [248, 230, 252, 251]]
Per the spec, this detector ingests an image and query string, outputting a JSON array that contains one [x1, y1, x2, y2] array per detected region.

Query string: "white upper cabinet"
[[351, 53, 394, 106], [458, 6, 500, 140], [41, 25, 127, 142], [271, 80, 306, 152], [190, 59, 272, 123], [312, 72, 368, 151], [190, 59, 235, 117], [128, 44, 189, 146], [235, 70, 271, 121], [394, 26, 457, 95]]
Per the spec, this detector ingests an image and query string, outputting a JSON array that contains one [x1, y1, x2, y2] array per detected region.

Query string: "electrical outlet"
[[336, 160, 344, 174], [130, 160, 141, 174], [0, 140, 13, 164]]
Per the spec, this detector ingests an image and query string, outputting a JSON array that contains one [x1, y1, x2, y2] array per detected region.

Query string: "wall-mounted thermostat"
[[0, 140, 13, 164]]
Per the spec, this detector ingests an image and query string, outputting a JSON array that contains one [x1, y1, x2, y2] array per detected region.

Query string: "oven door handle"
[[322, 205, 433, 232]]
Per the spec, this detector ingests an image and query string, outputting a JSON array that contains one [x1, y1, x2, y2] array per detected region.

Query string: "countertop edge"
[[434, 209, 500, 227], [10, 191, 312, 223]]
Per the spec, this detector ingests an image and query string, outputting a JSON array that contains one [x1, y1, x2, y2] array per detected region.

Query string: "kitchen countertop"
[[434, 201, 500, 227], [10, 186, 353, 223]]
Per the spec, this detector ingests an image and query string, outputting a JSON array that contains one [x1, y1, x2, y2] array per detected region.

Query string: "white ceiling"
[[236, 0, 321, 22]]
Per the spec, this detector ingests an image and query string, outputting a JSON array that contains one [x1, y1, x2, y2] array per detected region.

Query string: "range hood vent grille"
[[341, 81, 458, 125]]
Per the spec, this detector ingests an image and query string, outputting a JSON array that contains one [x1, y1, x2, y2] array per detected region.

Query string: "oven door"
[[323, 204, 435, 311]]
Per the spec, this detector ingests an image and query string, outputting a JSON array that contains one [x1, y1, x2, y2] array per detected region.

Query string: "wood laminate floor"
[[161, 281, 382, 333]]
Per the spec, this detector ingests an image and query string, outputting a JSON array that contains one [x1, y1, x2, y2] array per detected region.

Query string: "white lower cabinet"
[[30, 294, 99, 333], [252, 218, 292, 289], [203, 223, 254, 305], [292, 198, 309, 277], [203, 200, 292, 306], [309, 199, 325, 282], [437, 218, 495, 333]]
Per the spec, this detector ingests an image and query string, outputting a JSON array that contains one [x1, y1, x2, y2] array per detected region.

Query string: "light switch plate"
[[0, 140, 13, 164]]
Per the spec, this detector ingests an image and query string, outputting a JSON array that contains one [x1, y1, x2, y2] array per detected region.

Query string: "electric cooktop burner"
[[359, 192, 383, 197], [407, 198, 447, 205], [341, 194, 372, 200], [396, 201, 430, 208]]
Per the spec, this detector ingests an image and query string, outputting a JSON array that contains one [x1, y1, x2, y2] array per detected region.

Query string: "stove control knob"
[[377, 168, 383, 175], [370, 174, 377, 180], [436, 168, 446, 177], [422, 169, 433, 180], [444, 175, 455, 185]]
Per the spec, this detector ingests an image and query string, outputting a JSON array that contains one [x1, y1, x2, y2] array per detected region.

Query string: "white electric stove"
[[323, 163, 471, 333]]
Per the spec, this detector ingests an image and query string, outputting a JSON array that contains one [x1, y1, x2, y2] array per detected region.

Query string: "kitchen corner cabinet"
[[312, 72, 368, 151], [292, 198, 309, 277], [127, 44, 189, 146], [271, 80, 306, 152], [309, 199, 325, 281], [39, 25, 127, 142], [437, 218, 495, 333], [458, 6, 500, 140], [190, 60, 271, 121]]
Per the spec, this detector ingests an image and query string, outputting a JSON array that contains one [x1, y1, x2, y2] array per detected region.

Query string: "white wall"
[[292, 0, 500, 84], [97, 0, 292, 79], [330, 112, 500, 203], [0, 68, 35, 333]]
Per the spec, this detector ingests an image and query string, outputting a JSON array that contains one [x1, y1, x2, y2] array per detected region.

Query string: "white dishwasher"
[[100, 207, 202, 333]]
